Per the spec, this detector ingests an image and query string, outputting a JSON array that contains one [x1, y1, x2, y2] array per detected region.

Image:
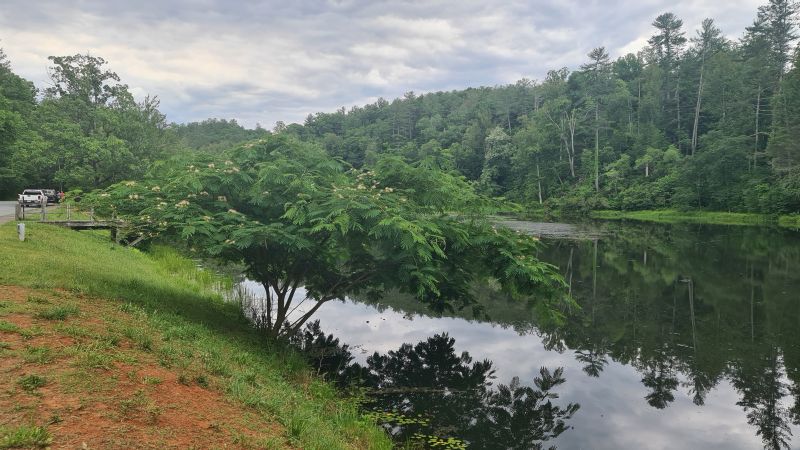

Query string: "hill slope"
[[0, 223, 390, 449]]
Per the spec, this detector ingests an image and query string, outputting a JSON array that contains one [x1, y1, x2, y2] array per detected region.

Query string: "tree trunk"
[[566, 248, 574, 297], [688, 278, 696, 350], [721, 87, 726, 124], [567, 111, 577, 178], [288, 298, 331, 336], [628, 96, 633, 134], [691, 58, 705, 156], [592, 240, 598, 324], [594, 102, 600, 192], [753, 87, 761, 171], [272, 289, 288, 337], [675, 75, 682, 153], [637, 80, 641, 136], [536, 163, 543, 204], [262, 282, 273, 333], [749, 261, 755, 342]]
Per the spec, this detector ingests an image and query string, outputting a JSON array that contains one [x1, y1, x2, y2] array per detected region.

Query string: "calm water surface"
[[241, 220, 800, 450]]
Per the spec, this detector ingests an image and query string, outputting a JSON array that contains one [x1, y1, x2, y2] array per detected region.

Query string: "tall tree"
[[649, 13, 687, 149], [759, 0, 799, 86], [0, 47, 37, 196], [46, 54, 128, 128], [479, 126, 514, 195], [742, 15, 778, 169], [689, 19, 725, 155], [0, 47, 9, 70], [580, 47, 613, 191], [768, 51, 800, 172]]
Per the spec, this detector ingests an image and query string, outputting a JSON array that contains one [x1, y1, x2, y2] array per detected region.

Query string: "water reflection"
[[291, 322, 579, 449], [236, 221, 800, 449], [342, 222, 800, 449], [535, 223, 800, 450]]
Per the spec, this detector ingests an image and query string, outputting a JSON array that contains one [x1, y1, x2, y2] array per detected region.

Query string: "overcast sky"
[[1, 0, 764, 128]]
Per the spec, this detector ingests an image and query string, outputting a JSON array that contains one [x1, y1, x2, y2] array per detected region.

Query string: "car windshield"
[[23, 190, 41, 195]]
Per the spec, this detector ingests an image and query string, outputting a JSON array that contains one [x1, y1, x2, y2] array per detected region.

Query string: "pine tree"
[[649, 13, 687, 150]]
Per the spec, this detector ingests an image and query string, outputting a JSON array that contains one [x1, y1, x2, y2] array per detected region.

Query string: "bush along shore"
[[0, 222, 391, 449]]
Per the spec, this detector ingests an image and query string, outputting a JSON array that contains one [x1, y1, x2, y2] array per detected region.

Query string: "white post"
[[17, 223, 25, 241]]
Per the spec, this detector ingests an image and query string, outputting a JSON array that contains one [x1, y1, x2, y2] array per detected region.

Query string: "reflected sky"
[[237, 221, 800, 449], [240, 280, 775, 449]]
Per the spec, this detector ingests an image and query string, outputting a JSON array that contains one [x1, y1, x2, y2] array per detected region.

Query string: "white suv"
[[18, 189, 47, 206]]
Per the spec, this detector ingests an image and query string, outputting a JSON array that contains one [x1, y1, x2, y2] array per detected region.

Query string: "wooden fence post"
[[15, 203, 21, 221], [110, 212, 118, 242]]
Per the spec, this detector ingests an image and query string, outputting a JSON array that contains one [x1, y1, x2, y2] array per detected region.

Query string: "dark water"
[[241, 220, 800, 449]]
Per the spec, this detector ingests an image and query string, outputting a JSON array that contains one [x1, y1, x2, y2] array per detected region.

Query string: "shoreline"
[[589, 209, 800, 228]]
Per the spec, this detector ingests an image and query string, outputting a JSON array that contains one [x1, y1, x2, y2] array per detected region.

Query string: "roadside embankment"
[[0, 222, 391, 450]]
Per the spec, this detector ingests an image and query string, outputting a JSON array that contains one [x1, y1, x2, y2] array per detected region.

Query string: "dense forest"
[[289, 2, 800, 215], [0, 52, 267, 198], [1, 0, 799, 216]]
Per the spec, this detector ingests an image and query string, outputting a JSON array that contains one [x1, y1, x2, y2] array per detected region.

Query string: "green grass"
[[26, 295, 50, 305], [591, 209, 783, 226], [0, 222, 390, 450], [35, 305, 80, 321], [778, 214, 800, 229], [67, 341, 118, 369], [0, 424, 52, 448], [21, 346, 54, 364], [17, 374, 47, 392], [121, 325, 153, 351], [0, 321, 19, 333]]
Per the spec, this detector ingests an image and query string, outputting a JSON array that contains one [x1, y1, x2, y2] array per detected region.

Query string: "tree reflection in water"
[[537, 223, 800, 450], [291, 322, 579, 449], [342, 221, 800, 450]]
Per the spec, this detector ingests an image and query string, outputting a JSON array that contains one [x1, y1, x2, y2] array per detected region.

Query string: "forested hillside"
[[0, 53, 178, 198], [0, 52, 267, 199], [292, 3, 800, 215], [171, 118, 269, 154], [1, 0, 799, 216]]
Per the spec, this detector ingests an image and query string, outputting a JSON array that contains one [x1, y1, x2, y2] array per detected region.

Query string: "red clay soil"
[[0, 285, 288, 449]]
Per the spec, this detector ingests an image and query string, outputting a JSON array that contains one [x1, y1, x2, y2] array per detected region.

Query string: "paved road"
[[0, 201, 16, 224]]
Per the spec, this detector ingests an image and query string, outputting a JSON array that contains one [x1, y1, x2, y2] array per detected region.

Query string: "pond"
[[237, 220, 800, 450]]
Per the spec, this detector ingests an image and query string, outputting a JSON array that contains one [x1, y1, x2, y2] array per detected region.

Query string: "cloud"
[[0, 0, 765, 128]]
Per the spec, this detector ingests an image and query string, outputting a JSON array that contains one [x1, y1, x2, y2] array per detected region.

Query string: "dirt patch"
[[0, 285, 289, 449], [0, 285, 38, 302]]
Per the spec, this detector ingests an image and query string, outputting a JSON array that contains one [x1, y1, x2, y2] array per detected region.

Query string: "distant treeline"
[[285, 2, 800, 215], [0, 52, 268, 198], [2, 0, 799, 215]]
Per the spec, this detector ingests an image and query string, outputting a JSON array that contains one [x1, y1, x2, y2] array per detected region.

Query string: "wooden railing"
[[15, 202, 126, 241]]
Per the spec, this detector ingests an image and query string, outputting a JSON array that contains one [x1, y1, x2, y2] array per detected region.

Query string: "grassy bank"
[[0, 223, 390, 449], [779, 214, 800, 228], [589, 209, 800, 228]]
